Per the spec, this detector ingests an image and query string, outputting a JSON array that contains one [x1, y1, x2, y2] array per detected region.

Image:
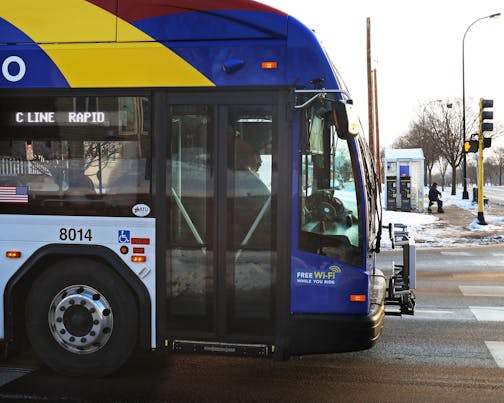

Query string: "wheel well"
[[5, 245, 152, 354]]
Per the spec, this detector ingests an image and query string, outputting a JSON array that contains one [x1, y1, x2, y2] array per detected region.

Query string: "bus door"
[[164, 92, 279, 346]]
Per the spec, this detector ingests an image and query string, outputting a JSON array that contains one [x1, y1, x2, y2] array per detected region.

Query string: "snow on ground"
[[380, 186, 504, 248]]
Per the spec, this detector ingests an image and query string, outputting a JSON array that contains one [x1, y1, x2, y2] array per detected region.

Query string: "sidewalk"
[[433, 198, 504, 225], [416, 199, 504, 247]]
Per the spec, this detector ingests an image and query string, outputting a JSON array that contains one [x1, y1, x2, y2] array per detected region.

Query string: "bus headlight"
[[370, 269, 386, 305]]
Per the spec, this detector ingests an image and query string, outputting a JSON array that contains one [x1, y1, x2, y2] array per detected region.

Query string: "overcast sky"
[[261, 0, 503, 148]]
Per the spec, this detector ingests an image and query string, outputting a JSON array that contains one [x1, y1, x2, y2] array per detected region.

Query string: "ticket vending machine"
[[386, 176, 397, 210], [384, 149, 425, 212], [400, 176, 411, 212]]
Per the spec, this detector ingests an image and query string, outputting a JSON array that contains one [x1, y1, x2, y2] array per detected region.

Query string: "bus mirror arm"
[[294, 89, 359, 138]]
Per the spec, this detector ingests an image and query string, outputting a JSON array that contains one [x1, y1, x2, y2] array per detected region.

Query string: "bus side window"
[[66, 169, 95, 195], [0, 96, 152, 216]]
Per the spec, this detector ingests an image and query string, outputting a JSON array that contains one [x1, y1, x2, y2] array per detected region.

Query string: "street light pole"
[[462, 12, 500, 200]]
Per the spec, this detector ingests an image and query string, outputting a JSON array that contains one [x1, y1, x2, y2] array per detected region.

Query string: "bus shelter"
[[384, 148, 425, 212]]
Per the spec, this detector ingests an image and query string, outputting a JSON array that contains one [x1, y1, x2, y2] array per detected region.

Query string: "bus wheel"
[[24, 258, 138, 377]]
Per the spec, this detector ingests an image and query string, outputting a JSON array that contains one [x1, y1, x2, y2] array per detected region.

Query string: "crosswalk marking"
[[413, 307, 504, 322], [485, 342, 504, 368], [457, 280, 504, 368], [407, 308, 475, 321], [415, 309, 454, 315], [459, 285, 504, 297], [470, 306, 504, 322], [437, 252, 504, 257], [440, 251, 471, 256]]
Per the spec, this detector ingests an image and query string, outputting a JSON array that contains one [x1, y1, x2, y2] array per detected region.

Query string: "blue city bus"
[[0, 0, 409, 376]]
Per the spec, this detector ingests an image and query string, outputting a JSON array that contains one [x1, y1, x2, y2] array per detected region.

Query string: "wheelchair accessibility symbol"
[[118, 230, 131, 244]]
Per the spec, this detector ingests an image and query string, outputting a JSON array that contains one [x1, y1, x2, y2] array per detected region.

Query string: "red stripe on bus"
[[86, 0, 286, 23]]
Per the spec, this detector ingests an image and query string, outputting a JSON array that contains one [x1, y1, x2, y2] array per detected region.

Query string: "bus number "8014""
[[59, 228, 93, 242]]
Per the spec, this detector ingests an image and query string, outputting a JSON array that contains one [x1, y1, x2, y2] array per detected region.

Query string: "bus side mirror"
[[333, 101, 360, 139]]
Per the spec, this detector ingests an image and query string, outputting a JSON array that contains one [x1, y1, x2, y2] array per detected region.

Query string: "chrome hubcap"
[[48, 285, 113, 354]]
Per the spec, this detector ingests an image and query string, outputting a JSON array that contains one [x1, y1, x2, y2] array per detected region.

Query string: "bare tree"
[[465, 158, 477, 186], [423, 99, 472, 195], [493, 121, 504, 143], [392, 117, 441, 186], [492, 147, 504, 186], [437, 157, 449, 191], [381, 97, 493, 192]]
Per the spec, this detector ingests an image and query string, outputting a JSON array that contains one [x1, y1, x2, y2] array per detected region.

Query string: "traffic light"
[[484, 137, 492, 149], [479, 98, 494, 133], [463, 140, 478, 153]]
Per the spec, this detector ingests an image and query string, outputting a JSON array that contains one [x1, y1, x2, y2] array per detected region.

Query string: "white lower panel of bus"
[[0, 214, 156, 347]]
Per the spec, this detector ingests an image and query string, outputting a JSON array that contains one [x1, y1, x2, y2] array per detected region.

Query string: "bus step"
[[171, 340, 271, 357]]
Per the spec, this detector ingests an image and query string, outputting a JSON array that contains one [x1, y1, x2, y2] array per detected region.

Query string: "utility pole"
[[366, 17, 375, 162], [373, 69, 381, 190]]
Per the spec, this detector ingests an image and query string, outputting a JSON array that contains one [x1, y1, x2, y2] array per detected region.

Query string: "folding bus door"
[[164, 92, 281, 345]]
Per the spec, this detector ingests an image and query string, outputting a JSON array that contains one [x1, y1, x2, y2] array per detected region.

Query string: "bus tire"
[[24, 258, 138, 377]]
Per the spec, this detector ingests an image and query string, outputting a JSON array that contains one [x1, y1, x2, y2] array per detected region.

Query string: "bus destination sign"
[[13, 111, 108, 126]]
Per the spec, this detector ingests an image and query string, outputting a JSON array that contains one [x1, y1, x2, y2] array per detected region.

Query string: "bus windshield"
[[299, 105, 362, 266]]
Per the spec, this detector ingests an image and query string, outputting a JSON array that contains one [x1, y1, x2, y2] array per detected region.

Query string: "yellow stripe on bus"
[[1, 0, 215, 87], [41, 42, 215, 88], [0, 0, 116, 42]]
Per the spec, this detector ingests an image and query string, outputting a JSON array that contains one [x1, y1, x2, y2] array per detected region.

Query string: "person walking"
[[428, 182, 444, 213]]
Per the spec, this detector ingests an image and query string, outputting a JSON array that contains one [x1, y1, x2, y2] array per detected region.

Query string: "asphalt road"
[[1, 245, 504, 402], [485, 187, 504, 205], [377, 243, 504, 272]]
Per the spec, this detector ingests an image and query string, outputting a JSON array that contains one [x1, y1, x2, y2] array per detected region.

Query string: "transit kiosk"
[[384, 148, 425, 212]]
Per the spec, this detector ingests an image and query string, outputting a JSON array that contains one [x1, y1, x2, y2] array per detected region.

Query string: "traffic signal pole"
[[476, 98, 494, 225], [463, 98, 495, 225], [477, 129, 486, 225]]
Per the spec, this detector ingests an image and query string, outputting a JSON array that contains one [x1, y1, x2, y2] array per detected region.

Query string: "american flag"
[[0, 186, 29, 204]]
